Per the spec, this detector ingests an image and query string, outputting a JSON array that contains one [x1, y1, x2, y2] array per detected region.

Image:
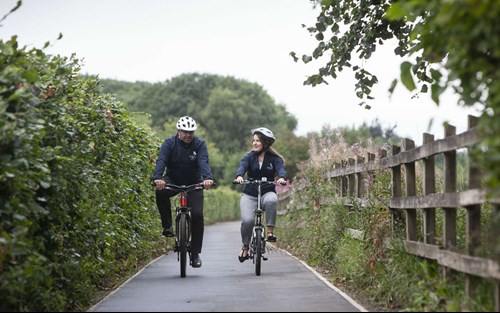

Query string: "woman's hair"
[[254, 133, 285, 165]]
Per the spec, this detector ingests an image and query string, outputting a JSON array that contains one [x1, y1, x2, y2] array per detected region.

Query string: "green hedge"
[[0, 36, 162, 311]]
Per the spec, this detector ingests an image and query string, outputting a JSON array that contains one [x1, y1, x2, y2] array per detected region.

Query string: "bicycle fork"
[[251, 217, 267, 261]]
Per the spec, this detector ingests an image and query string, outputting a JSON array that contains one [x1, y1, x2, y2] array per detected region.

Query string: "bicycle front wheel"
[[255, 228, 262, 276], [179, 213, 188, 278]]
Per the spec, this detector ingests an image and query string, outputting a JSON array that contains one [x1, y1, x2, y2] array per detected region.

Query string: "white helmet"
[[176, 116, 198, 131], [251, 127, 276, 143]]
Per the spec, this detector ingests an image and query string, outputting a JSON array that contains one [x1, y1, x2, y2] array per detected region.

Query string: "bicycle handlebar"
[[232, 179, 286, 186], [151, 181, 215, 191]]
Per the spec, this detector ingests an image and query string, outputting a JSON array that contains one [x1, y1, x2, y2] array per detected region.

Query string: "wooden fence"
[[278, 115, 500, 310]]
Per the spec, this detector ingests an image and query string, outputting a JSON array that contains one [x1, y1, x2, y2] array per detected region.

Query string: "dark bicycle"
[[153, 181, 204, 278], [233, 178, 285, 276]]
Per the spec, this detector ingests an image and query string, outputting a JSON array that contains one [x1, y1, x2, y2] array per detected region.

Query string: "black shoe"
[[192, 253, 202, 268], [267, 233, 277, 242], [162, 227, 175, 237], [238, 246, 250, 263]]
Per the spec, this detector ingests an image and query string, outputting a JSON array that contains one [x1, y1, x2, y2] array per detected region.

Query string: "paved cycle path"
[[89, 221, 366, 312]]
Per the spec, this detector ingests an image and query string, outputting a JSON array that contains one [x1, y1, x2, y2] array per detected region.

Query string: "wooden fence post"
[[403, 138, 417, 241], [423, 133, 436, 244], [356, 156, 365, 198], [366, 152, 376, 198], [442, 123, 457, 280], [465, 115, 482, 298], [334, 162, 341, 196], [348, 158, 356, 198], [341, 160, 348, 197], [443, 123, 457, 250], [391, 145, 403, 235]]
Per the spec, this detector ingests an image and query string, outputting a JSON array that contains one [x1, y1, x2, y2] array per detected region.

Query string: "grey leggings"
[[240, 192, 277, 246]]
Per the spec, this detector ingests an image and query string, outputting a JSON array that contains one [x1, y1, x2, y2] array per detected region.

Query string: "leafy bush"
[[0, 36, 164, 311]]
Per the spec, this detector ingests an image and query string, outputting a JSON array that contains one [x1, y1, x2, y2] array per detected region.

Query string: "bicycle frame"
[[251, 180, 267, 276]]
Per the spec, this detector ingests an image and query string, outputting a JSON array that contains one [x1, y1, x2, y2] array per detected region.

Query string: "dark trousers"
[[156, 188, 205, 254]]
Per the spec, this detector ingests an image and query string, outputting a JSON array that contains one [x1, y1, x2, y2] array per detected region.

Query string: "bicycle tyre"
[[179, 213, 188, 278], [255, 228, 262, 276]]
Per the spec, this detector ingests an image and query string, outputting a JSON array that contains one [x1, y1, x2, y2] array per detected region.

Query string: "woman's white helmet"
[[252, 127, 276, 143], [176, 116, 198, 131]]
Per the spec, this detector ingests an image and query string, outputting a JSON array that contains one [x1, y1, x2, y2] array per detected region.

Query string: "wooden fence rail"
[[278, 115, 500, 310]]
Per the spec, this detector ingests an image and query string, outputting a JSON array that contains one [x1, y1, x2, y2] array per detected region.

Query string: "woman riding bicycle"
[[152, 116, 214, 268], [233, 127, 286, 263]]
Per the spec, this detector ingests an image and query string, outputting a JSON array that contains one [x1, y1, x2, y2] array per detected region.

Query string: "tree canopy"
[[293, 0, 500, 193], [101, 73, 298, 154]]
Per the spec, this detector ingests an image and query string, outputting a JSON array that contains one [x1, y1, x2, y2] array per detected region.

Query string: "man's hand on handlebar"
[[203, 179, 214, 190], [153, 179, 166, 190]]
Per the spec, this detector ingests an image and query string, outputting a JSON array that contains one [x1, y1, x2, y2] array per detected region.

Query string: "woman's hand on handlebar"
[[276, 177, 286, 186], [233, 176, 244, 184]]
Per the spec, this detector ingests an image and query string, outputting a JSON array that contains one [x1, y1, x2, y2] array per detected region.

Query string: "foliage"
[[203, 186, 241, 224], [293, 0, 500, 198], [94, 78, 152, 109], [100, 74, 310, 182], [0, 32, 163, 310], [277, 131, 496, 311], [102, 73, 298, 152]]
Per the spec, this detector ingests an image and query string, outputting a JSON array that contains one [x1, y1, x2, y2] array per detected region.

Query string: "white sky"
[[0, 0, 481, 144]]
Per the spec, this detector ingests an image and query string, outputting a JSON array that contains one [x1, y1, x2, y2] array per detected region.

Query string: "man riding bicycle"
[[234, 127, 286, 262], [152, 116, 214, 268]]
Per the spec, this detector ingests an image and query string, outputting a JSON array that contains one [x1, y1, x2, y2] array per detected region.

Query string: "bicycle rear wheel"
[[179, 214, 188, 278], [255, 228, 262, 276]]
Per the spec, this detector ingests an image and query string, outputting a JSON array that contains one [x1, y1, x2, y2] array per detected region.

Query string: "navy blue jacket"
[[235, 150, 286, 197], [153, 135, 213, 185]]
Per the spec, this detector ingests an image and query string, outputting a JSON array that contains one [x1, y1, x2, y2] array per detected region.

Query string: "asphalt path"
[[88, 221, 367, 312]]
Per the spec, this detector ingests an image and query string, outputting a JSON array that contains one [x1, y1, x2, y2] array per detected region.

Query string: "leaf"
[[400, 61, 416, 91], [431, 84, 444, 105], [22, 69, 39, 83], [0, 0, 22, 25], [0, 42, 14, 55], [302, 55, 313, 64], [40, 181, 51, 189], [385, 3, 406, 20], [388, 79, 398, 94]]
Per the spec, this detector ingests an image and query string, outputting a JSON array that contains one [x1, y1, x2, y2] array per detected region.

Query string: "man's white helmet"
[[251, 127, 276, 143], [176, 116, 198, 131]]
